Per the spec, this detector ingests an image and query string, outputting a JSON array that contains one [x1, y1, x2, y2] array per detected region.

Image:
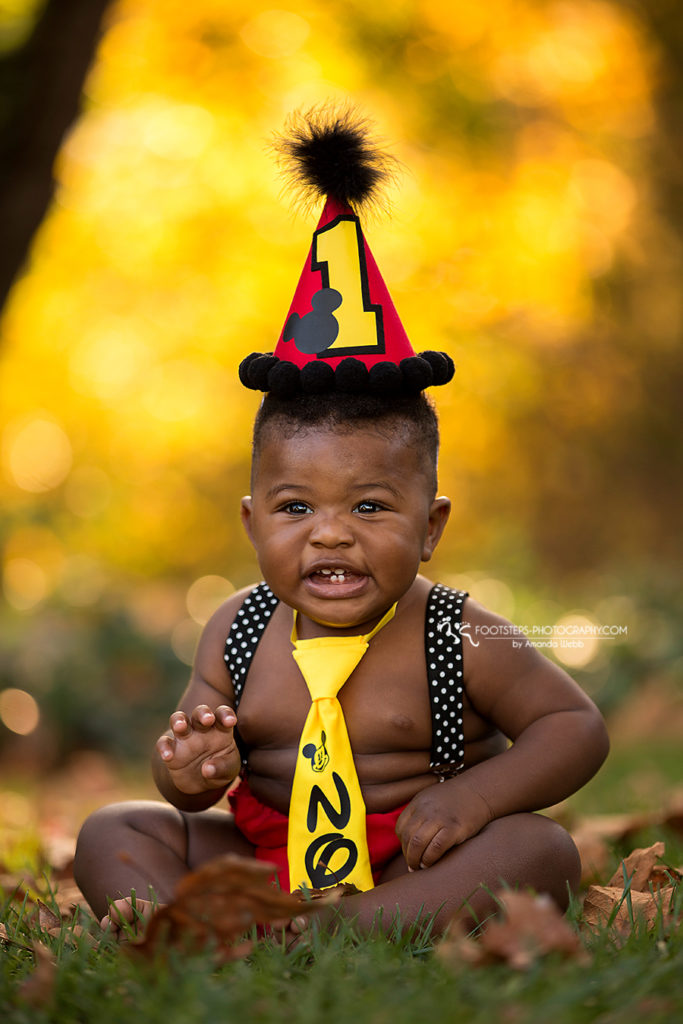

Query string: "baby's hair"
[[251, 390, 440, 495]]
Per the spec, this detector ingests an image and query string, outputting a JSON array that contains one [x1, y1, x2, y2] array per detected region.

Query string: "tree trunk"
[[0, 0, 112, 315]]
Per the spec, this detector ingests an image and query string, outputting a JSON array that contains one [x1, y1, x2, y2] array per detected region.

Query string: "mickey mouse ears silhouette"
[[239, 105, 454, 398]]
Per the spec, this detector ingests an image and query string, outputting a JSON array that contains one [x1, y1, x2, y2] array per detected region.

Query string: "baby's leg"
[[74, 800, 255, 921], [326, 812, 580, 936]]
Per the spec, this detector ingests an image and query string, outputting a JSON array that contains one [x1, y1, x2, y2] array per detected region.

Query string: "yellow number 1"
[[312, 216, 385, 356]]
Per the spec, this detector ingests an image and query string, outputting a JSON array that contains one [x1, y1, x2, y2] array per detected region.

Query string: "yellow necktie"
[[287, 604, 397, 892]]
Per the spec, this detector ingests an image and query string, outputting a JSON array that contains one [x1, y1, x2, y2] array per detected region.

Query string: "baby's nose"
[[309, 511, 354, 547]]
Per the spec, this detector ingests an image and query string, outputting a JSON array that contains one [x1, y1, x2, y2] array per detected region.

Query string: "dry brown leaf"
[[17, 941, 57, 1008], [570, 795, 683, 860], [292, 882, 360, 901], [582, 883, 675, 935], [0, 920, 34, 953], [36, 899, 63, 934], [133, 853, 340, 961], [571, 811, 655, 846], [439, 891, 588, 971], [649, 863, 683, 889], [607, 841, 667, 891]]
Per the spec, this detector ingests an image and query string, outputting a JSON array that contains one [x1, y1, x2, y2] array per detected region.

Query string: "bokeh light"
[[0, 689, 40, 736], [2, 415, 73, 493], [186, 575, 236, 625], [171, 618, 202, 667], [553, 613, 600, 669]]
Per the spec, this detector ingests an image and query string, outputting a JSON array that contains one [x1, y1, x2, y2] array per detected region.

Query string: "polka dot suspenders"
[[224, 581, 469, 775], [424, 583, 469, 778]]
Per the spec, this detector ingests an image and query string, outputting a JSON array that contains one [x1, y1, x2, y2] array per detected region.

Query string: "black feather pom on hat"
[[239, 104, 455, 397]]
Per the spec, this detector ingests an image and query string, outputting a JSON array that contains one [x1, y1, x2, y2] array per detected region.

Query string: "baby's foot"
[[101, 897, 159, 940]]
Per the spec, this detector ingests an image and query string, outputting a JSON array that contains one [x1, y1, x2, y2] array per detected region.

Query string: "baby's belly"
[[244, 734, 506, 815]]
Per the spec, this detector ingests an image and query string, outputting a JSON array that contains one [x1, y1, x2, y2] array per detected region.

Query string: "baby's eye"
[[354, 500, 385, 515], [281, 500, 313, 515]]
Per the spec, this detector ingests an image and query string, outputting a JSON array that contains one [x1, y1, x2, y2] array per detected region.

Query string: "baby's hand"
[[396, 776, 494, 871], [156, 704, 239, 794]]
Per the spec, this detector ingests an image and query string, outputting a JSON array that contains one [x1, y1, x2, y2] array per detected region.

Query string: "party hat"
[[239, 105, 454, 397]]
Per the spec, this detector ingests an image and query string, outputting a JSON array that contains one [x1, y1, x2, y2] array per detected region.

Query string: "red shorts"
[[228, 775, 406, 892]]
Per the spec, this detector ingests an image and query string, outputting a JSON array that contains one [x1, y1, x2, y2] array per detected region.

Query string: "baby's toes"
[[101, 897, 159, 939]]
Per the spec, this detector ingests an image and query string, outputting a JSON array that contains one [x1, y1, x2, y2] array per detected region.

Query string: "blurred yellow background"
[[1, 0, 681, 777]]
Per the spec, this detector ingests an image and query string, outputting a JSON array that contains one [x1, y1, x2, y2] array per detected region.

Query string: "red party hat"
[[239, 106, 454, 397]]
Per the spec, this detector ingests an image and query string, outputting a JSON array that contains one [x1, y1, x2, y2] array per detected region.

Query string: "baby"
[[74, 388, 609, 937]]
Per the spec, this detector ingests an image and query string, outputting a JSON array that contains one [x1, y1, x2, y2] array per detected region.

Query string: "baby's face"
[[241, 426, 450, 631]]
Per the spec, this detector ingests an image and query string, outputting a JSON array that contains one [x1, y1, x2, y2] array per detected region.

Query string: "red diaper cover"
[[228, 775, 406, 892]]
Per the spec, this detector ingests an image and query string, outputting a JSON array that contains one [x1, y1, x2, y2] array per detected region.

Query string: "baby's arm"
[[152, 598, 243, 812], [397, 598, 609, 870]]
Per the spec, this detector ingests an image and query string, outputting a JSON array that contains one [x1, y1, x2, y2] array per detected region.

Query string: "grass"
[[2, 734, 683, 1023], [1, 881, 682, 1024]]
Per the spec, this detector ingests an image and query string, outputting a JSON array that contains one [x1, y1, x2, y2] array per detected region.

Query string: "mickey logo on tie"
[[302, 730, 330, 772]]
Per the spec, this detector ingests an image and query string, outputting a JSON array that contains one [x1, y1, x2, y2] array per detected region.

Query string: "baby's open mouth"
[[310, 567, 362, 584]]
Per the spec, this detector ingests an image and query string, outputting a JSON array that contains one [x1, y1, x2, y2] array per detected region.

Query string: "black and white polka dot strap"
[[224, 582, 279, 708], [425, 583, 469, 776]]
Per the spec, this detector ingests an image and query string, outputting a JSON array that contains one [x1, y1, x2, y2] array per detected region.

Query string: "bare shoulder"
[[188, 584, 263, 700], [461, 596, 601, 738]]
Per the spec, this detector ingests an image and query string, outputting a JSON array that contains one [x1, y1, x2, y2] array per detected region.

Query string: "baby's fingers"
[[398, 811, 450, 871], [169, 710, 192, 737], [156, 733, 176, 763], [189, 705, 217, 731], [200, 752, 237, 784], [214, 705, 237, 730]]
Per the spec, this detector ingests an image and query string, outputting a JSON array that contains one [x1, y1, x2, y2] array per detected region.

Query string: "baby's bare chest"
[[237, 637, 431, 753], [233, 620, 499, 763]]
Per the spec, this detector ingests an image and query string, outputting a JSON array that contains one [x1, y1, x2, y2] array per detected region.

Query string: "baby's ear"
[[240, 496, 254, 544], [422, 496, 451, 561]]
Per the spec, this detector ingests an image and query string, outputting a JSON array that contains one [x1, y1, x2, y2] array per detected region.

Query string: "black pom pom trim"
[[301, 360, 335, 393], [334, 358, 369, 391], [267, 360, 301, 398], [368, 361, 402, 396], [238, 352, 455, 396], [400, 356, 433, 391], [419, 350, 455, 385], [246, 354, 278, 391], [238, 351, 261, 388]]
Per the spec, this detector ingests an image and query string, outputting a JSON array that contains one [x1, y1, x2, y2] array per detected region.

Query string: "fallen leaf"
[[649, 863, 683, 888], [582, 883, 675, 935], [439, 891, 588, 970], [36, 899, 63, 934], [17, 941, 57, 1008], [569, 795, 683, 868], [293, 882, 360, 901], [133, 853, 340, 961], [571, 810, 655, 846], [607, 841, 667, 891]]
